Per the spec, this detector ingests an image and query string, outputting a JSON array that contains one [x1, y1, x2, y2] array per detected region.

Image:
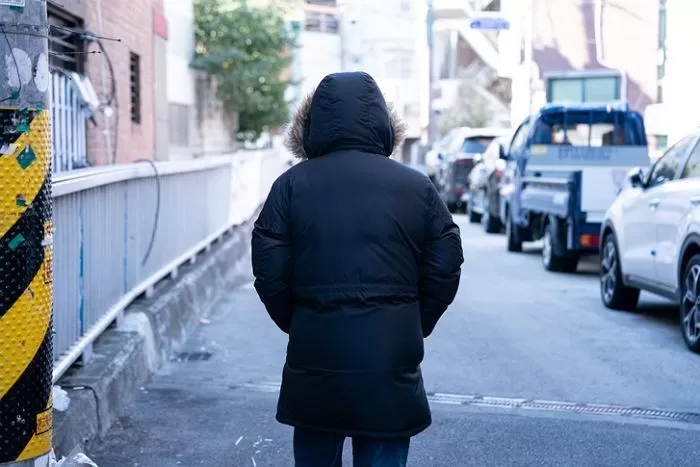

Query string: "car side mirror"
[[627, 167, 645, 188], [498, 144, 507, 160]]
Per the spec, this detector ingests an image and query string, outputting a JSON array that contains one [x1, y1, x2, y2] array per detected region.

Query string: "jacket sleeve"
[[419, 180, 464, 337], [251, 174, 293, 333]]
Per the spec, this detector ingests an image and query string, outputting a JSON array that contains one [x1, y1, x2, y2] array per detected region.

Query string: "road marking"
[[238, 382, 700, 426]]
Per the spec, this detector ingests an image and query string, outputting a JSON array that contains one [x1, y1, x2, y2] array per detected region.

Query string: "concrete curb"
[[52, 214, 258, 456]]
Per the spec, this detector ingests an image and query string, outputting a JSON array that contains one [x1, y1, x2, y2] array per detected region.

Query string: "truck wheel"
[[600, 233, 639, 311], [505, 209, 522, 252], [542, 220, 579, 273]]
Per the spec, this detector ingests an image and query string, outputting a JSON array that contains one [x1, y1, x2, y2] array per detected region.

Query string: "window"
[[130, 52, 141, 124], [548, 76, 620, 103], [654, 134, 668, 150], [648, 136, 694, 187], [509, 120, 530, 153], [550, 123, 626, 147], [47, 4, 84, 72], [681, 140, 700, 179], [304, 11, 339, 33]]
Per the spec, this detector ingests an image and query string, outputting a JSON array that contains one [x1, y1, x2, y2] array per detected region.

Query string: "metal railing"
[[52, 150, 284, 381], [50, 72, 89, 173]]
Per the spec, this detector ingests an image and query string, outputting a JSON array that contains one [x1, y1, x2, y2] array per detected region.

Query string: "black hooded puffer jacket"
[[251, 71, 463, 439]]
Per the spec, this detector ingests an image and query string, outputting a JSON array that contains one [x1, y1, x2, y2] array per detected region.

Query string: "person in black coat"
[[251, 71, 463, 467]]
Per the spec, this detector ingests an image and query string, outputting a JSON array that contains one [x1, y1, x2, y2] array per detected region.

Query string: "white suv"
[[600, 130, 700, 353]]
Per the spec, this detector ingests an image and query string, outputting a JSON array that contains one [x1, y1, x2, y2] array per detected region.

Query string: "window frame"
[[509, 118, 531, 154], [130, 52, 141, 124], [647, 135, 697, 187]]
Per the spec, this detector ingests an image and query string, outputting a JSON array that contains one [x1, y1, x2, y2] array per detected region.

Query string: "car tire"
[[542, 219, 579, 273], [680, 254, 700, 353], [483, 209, 502, 234], [467, 197, 481, 223], [505, 208, 522, 252], [600, 233, 640, 311]]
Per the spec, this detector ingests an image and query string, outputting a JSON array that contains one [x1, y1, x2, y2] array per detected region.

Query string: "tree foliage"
[[193, 0, 295, 140], [440, 79, 493, 134]]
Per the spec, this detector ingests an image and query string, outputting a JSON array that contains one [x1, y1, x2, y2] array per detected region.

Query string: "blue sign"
[[470, 18, 510, 30]]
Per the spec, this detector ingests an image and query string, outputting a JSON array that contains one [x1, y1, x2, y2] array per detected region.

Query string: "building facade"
[[650, 0, 700, 148], [47, 0, 167, 168], [503, 0, 658, 127], [430, 0, 659, 134], [285, 0, 423, 160]]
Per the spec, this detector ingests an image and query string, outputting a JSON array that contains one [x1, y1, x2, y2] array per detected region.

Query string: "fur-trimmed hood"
[[285, 72, 406, 160]]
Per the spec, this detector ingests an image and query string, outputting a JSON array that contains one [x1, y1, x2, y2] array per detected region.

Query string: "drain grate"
[[175, 351, 213, 361], [428, 392, 700, 425], [237, 382, 700, 425]]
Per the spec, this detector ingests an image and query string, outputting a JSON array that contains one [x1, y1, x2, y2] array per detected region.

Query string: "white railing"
[[50, 72, 89, 173], [52, 150, 284, 381]]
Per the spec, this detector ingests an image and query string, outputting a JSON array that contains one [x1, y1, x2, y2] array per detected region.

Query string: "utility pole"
[[523, 0, 534, 115], [0, 1, 54, 466], [426, 0, 437, 144]]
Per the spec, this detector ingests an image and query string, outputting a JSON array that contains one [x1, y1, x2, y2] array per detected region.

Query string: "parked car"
[[434, 127, 511, 213], [600, 129, 700, 353], [466, 134, 512, 231]]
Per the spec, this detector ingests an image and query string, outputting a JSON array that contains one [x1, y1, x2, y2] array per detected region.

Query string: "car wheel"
[[505, 208, 522, 252], [467, 196, 481, 223], [483, 207, 502, 234], [600, 233, 639, 310], [542, 220, 579, 273], [680, 254, 700, 353]]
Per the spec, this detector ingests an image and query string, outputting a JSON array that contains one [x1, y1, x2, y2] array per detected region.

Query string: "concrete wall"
[[297, 31, 342, 96], [164, 0, 197, 160]]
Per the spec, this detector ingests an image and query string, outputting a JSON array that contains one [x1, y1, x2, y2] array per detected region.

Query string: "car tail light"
[[580, 233, 600, 247], [493, 168, 504, 179]]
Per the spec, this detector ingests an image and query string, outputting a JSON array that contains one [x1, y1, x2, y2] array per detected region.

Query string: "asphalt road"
[[89, 215, 700, 466]]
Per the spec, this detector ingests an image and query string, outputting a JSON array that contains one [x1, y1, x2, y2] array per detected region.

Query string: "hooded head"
[[285, 72, 406, 160]]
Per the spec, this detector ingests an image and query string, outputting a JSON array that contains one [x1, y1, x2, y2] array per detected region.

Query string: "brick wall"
[[80, 0, 165, 165]]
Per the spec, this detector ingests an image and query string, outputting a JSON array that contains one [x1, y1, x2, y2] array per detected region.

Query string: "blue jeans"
[[293, 427, 410, 467]]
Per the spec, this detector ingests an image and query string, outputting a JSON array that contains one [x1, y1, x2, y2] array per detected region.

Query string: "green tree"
[[193, 0, 295, 140]]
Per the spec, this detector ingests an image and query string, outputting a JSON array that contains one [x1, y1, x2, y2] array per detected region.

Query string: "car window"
[[509, 121, 530, 154], [483, 139, 502, 161], [461, 137, 494, 154], [648, 136, 694, 187], [680, 139, 700, 179]]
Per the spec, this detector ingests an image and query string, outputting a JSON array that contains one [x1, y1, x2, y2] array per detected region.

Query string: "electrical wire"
[[134, 159, 161, 266]]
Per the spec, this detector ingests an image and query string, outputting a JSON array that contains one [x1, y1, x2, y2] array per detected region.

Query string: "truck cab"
[[500, 102, 650, 272]]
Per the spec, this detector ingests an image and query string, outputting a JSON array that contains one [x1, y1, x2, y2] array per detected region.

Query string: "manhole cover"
[[175, 351, 213, 361]]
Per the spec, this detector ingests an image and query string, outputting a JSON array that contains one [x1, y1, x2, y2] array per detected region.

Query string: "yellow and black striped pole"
[[1, 1, 53, 466]]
